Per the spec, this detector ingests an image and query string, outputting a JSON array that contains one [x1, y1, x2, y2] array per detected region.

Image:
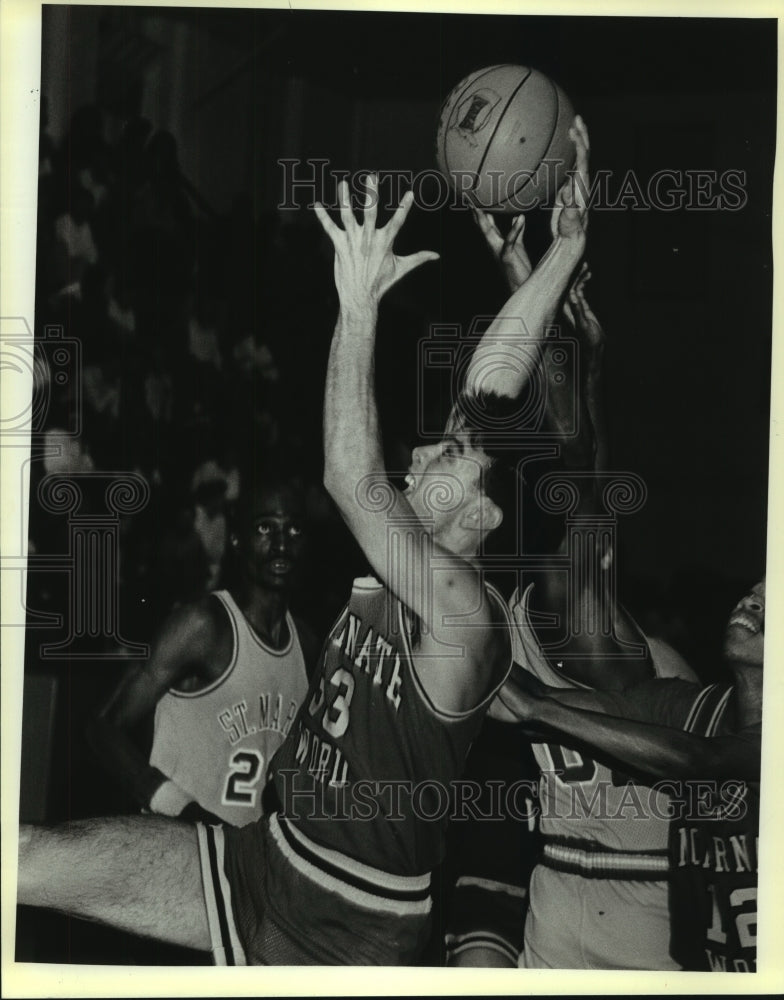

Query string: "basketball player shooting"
[[16, 134, 588, 965]]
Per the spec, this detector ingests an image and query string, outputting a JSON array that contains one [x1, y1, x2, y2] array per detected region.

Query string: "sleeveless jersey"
[[512, 583, 692, 859], [149, 590, 309, 826], [666, 684, 758, 972], [512, 583, 704, 970], [273, 576, 513, 876]]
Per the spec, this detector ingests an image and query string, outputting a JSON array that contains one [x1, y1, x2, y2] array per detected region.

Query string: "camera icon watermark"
[[417, 317, 580, 447], [0, 319, 81, 439]]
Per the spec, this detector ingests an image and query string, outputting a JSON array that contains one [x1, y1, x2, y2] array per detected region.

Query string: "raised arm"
[[562, 264, 608, 473], [464, 117, 589, 401], [86, 601, 224, 823], [316, 176, 509, 712]]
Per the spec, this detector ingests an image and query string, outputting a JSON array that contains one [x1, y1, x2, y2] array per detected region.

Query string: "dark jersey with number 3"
[[273, 575, 512, 876]]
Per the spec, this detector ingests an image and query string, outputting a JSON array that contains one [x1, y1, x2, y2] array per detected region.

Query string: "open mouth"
[[727, 612, 761, 635], [269, 559, 293, 574]]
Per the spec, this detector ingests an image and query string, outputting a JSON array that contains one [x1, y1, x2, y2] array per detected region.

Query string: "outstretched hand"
[[551, 115, 590, 243], [472, 208, 531, 292], [314, 175, 439, 313]]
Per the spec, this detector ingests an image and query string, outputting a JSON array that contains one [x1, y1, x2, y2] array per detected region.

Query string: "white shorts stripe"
[[271, 815, 431, 918], [278, 814, 431, 895], [543, 841, 669, 877], [195, 823, 247, 966]]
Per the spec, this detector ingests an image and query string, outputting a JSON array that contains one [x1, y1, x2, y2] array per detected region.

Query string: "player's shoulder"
[[646, 635, 698, 682], [159, 592, 232, 652]]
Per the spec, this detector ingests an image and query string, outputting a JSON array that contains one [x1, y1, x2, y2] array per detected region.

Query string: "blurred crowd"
[[30, 99, 353, 647]]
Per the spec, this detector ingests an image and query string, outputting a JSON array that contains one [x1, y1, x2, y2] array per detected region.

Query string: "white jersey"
[[149, 590, 309, 826], [511, 583, 690, 970]]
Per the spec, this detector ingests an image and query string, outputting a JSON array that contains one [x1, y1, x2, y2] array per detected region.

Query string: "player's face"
[[240, 487, 306, 591], [403, 434, 495, 547], [722, 579, 765, 668]]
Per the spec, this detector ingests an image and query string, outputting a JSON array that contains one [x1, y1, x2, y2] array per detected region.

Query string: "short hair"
[[452, 390, 524, 547], [232, 452, 306, 531]]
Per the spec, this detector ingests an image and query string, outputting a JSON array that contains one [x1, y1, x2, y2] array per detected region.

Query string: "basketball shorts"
[[521, 861, 680, 970], [196, 813, 433, 965]]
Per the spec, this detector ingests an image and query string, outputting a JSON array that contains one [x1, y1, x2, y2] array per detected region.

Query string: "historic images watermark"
[[278, 158, 748, 214], [276, 771, 751, 825], [1, 318, 149, 659]]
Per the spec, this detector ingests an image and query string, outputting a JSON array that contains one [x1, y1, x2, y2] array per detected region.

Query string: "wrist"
[[338, 299, 379, 326], [551, 232, 587, 263]]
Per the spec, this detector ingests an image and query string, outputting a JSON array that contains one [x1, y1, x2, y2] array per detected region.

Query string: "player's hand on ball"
[[314, 174, 439, 311], [472, 208, 531, 291], [551, 115, 590, 244]]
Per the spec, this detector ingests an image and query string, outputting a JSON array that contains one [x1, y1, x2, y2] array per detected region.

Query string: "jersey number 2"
[[706, 884, 757, 950], [222, 748, 264, 807]]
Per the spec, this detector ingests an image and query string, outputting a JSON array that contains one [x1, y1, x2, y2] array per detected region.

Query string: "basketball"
[[436, 64, 576, 212]]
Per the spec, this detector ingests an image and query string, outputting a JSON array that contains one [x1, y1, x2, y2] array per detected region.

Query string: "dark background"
[[45, 4, 770, 583], [19, 4, 775, 965]]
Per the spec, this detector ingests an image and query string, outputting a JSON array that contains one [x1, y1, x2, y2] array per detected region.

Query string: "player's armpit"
[[410, 581, 511, 715]]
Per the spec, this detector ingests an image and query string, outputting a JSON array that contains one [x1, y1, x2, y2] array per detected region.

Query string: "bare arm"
[[86, 601, 224, 821], [470, 121, 652, 690], [491, 667, 760, 782], [488, 660, 628, 721], [316, 177, 508, 712], [521, 693, 759, 783], [464, 117, 589, 401], [563, 265, 608, 473]]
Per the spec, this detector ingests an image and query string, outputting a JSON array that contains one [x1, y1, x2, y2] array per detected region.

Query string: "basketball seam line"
[[473, 67, 534, 193], [442, 65, 527, 186], [485, 73, 562, 211], [441, 64, 509, 179]]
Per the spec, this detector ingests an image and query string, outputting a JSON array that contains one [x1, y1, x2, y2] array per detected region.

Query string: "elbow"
[[325, 457, 384, 518]]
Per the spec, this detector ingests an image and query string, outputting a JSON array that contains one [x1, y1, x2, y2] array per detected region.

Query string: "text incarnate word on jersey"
[[292, 610, 406, 788]]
